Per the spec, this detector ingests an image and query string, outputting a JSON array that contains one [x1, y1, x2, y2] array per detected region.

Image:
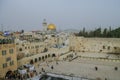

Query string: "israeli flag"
[[4, 31, 10, 36]]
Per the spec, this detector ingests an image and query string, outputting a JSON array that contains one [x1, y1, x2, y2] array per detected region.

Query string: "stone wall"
[[70, 36, 120, 54]]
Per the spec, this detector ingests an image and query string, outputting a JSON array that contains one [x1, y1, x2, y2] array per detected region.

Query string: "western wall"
[[70, 36, 120, 59]]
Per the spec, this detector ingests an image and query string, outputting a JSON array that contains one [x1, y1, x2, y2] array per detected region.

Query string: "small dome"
[[47, 24, 56, 30]]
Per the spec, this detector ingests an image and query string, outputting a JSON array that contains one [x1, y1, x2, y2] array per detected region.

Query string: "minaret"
[[42, 19, 47, 32]]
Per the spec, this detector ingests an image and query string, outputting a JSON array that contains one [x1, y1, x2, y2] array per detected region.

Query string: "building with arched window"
[[0, 37, 17, 78]]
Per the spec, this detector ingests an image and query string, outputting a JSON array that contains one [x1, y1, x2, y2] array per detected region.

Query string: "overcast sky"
[[0, 0, 120, 31]]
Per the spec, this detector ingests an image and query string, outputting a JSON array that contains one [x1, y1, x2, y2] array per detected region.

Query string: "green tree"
[[103, 28, 107, 37], [94, 28, 101, 37]]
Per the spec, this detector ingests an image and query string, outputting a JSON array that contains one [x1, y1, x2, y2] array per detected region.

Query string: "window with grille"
[[9, 49, 14, 54], [10, 61, 14, 66], [3, 63, 7, 68], [2, 50, 6, 56]]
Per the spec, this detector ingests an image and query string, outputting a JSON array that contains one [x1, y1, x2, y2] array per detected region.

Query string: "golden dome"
[[47, 24, 56, 30]]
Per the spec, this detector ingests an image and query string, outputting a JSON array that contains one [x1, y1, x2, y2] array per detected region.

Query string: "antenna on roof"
[[1, 24, 4, 32]]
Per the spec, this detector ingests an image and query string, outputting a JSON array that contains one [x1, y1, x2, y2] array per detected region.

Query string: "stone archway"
[[39, 57, 41, 61], [45, 55, 47, 59], [35, 58, 37, 63], [42, 56, 44, 60], [48, 54, 50, 57], [52, 54, 56, 57], [5, 70, 12, 79]]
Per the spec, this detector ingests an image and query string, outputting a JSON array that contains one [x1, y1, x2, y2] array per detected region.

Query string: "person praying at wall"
[[95, 66, 98, 71], [41, 68, 44, 72], [51, 65, 54, 70], [56, 61, 58, 65]]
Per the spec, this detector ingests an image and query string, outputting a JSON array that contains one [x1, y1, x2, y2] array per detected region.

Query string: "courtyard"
[[35, 56, 120, 80]]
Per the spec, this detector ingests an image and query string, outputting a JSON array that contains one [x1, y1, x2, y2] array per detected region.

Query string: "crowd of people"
[[5, 70, 38, 80]]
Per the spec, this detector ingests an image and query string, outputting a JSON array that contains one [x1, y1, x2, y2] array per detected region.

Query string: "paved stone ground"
[[35, 57, 120, 80]]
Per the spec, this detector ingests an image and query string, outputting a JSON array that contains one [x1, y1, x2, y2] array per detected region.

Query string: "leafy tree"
[[78, 27, 120, 38], [103, 28, 107, 37], [93, 28, 101, 37]]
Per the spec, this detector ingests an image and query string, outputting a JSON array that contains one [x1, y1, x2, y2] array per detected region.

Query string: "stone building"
[[16, 31, 70, 67], [0, 37, 17, 78]]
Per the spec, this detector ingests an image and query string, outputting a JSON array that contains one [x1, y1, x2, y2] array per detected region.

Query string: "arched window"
[[19, 48, 22, 51], [43, 48, 48, 52], [45, 55, 47, 59], [52, 54, 56, 57], [5, 70, 12, 79], [39, 57, 41, 61], [35, 58, 37, 62], [42, 56, 44, 60], [103, 46, 105, 49], [48, 54, 50, 57], [114, 47, 117, 50], [108, 46, 110, 50]]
